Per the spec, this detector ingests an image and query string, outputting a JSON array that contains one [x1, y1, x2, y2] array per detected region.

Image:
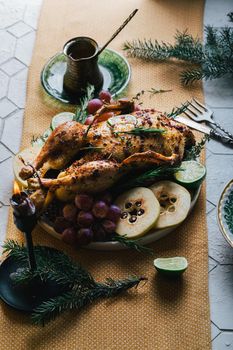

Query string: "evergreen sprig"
[[3, 240, 146, 325], [123, 14, 233, 84], [74, 84, 95, 123]]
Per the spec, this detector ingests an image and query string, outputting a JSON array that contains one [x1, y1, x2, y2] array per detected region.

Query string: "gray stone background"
[[0, 0, 233, 348]]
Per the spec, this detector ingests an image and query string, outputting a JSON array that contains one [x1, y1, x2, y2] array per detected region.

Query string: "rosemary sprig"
[[184, 134, 210, 160], [148, 88, 172, 96], [3, 240, 146, 325], [112, 235, 153, 254], [167, 101, 189, 118], [113, 166, 181, 194], [115, 127, 165, 136], [74, 84, 95, 124]]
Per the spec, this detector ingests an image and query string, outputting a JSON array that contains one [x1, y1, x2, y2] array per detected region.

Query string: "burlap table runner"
[[1, 0, 211, 349]]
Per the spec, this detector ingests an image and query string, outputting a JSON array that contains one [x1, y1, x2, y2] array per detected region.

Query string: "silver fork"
[[184, 98, 233, 140]]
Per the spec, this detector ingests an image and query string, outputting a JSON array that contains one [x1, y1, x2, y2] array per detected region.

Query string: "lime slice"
[[174, 160, 206, 189], [51, 112, 75, 130], [154, 257, 188, 277]]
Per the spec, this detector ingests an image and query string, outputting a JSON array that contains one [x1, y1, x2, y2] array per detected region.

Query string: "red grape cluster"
[[53, 193, 121, 247]]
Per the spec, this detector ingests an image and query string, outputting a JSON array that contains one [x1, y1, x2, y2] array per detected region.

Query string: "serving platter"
[[39, 186, 201, 250], [218, 179, 233, 248], [41, 49, 131, 104]]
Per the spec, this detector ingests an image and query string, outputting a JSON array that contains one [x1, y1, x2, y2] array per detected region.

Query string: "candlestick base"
[[0, 249, 66, 312]]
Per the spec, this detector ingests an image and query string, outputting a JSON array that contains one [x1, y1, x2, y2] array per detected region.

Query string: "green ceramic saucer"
[[41, 48, 131, 104]]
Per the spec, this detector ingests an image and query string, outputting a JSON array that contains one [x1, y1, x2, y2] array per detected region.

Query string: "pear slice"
[[150, 181, 191, 229], [114, 187, 160, 238], [13, 145, 41, 188]]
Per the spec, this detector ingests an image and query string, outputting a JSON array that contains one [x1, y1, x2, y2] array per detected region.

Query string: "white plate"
[[39, 186, 201, 250]]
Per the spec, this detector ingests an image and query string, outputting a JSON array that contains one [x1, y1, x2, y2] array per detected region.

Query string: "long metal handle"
[[211, 121, 233, 140], [210, 129, 233, 146]]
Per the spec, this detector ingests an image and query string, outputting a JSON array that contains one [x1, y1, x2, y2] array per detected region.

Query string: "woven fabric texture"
[[1, 0, 211, 349]]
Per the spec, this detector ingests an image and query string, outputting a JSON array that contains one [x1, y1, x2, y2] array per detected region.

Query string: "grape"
[[102, 220, 116, 234], [87, 98, 103, 114], [106, 205, 121, 222], [62, 227, 77, 245], [84, 115, 94, 125], [99, 90, 111, 103], [93, 223, 106, 241], [62, 203, 78, 221], [76, 228, 93, 245], [53, 217, 72, 233], [92, 201, 109, 219], [75, 194, 94, 211], [100, 192, 112, 205], [77, 211, 94, 227]]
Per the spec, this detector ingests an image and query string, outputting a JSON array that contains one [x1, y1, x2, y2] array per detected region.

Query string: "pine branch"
[[31, 275, 147, 325], [74, 84, 95, 123], [124, 17, 233, 84], [228, 12, 233, 23], [3, 240, 147, 325]]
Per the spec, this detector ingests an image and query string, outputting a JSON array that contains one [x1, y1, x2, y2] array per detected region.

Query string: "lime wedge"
[[154, 257, 188, 277], [51, 112, 75, 130], [174, 160, 206, 189]]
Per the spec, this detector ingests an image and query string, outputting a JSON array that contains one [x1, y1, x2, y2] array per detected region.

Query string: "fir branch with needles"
[[3, 240, 147, 325], [123, 13, 233, 85], [74, 84, 95, 123]]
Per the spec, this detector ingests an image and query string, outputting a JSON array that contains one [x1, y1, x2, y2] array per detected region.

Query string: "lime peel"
[[154, 257, 188, 277]]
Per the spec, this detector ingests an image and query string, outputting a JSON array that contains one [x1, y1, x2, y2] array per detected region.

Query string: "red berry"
[[62, 227, 77, 245], [77, 211, 94, 227], [92, 201, 109, 219], [87, 99, 103, 114], [106, 205, 121, 222], [84, 115, 94, 125], [99, 90, 112, 103]]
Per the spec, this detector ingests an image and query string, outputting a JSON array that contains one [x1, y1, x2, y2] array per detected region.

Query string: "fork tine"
[[183, 109, 198, 120], [189, 100, 203, 114], [186, 105, 198, 117], [192, 98, 208, 112]]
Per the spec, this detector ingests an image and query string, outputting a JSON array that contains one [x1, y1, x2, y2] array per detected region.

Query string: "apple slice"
[[150, 181, 191, 229], [114, 187, 160, 238]]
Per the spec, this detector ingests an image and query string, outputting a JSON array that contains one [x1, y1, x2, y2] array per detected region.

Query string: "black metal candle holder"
[[0, 188, 63, 312]]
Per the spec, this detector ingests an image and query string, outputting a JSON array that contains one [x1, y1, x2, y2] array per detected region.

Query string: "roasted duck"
[[19, 101, 195, 208]]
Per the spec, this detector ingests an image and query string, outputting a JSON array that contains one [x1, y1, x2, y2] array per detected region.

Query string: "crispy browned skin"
[[20, 109, 195, 204]]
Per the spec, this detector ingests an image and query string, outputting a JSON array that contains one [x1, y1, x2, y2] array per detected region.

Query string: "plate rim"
[[38, 185, 201, 251], [40, 48, 131, 104], [218, 178, 233, 248]]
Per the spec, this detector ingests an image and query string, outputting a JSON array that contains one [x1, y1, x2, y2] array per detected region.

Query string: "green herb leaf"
[[184, 134, 210, 160], [111, 235, 153, 255], [115, 127, 165, 136], [74, 84, 95, 124]]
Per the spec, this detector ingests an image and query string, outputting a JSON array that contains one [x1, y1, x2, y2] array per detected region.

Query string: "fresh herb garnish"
[[113, 166, 181, 193], [115, 127, 165, 136], [3, 240, 147, 326], [184, 134, 210, 160], [167, 101, 189, 118], [148, 88, 172, 96], [74, 84, 95, 124], [224, 189, 233, 235], [112, 235, 153, 254]]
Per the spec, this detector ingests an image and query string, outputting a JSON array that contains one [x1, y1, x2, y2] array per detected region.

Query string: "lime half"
[[174, 160, 206, 189], [154, 257, 188, 277], [51, 112, 75, 130]]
